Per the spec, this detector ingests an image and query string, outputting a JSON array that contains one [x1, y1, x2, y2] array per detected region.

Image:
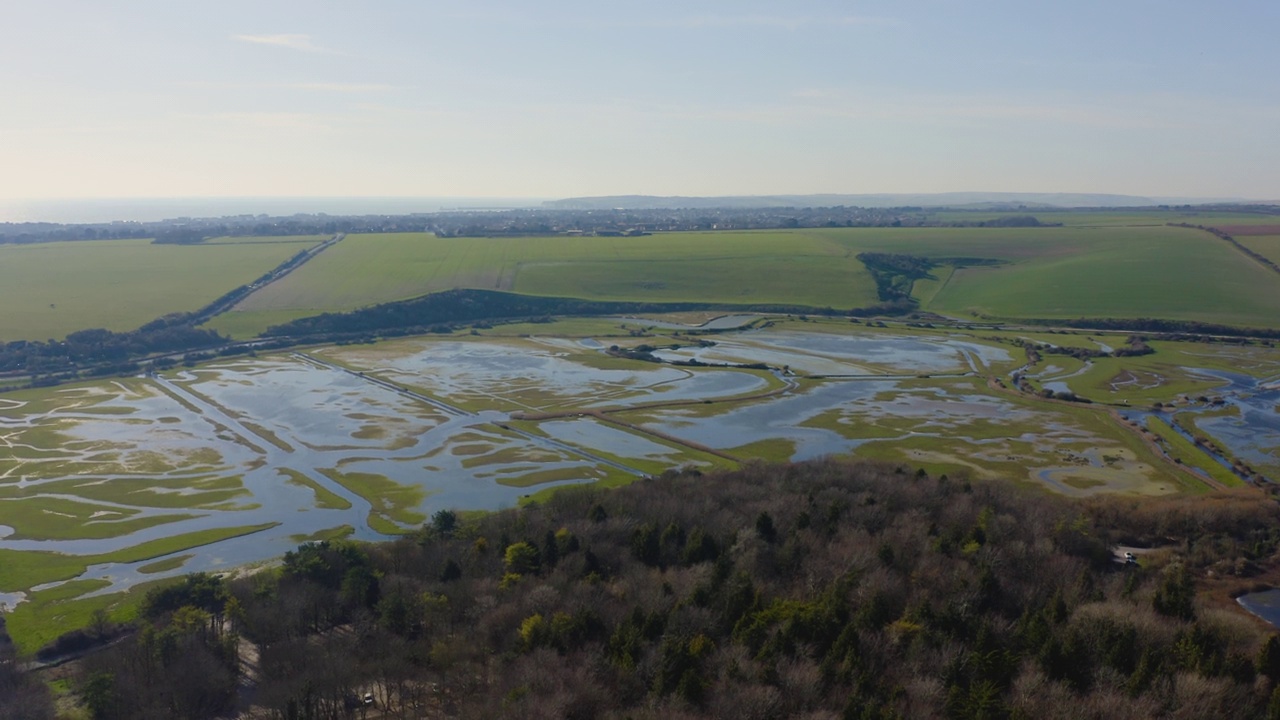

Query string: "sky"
[[2, 0, 1278, 202]]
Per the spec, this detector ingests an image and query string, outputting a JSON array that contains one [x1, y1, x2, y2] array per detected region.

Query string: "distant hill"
[[543, 192, 1242, 210]]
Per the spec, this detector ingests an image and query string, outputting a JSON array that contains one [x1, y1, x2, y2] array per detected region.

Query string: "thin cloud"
[[441, 10, 896, 32], [183, 112, 334, 132], [292, 83, 397, 93], [172, 80, 395, 93], [672, 14, 896, 30], [778, 89, 1184, 130], [232, 34, 328, 53]]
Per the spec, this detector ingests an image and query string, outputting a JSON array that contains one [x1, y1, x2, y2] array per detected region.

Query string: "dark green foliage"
[[377, 584, 422, 637], [755, 511, 778, 543], [877, 542, 896, 568], [542, 529, 560, 569], [81, 672, 115, 720], [339, 564, 380, 609], [631, 522, 661, 567], [143, 572, 228, 619], [439, 558, 462, 582], [581, 548, 604, 580], [1259, 635, 1280, 682], [430, 508, 458, 537], [282, 540, 372, 590], [261, 288, 850, 341], [856, 252, 937, 304], [681, 526, 720, 565], [1153, 562, 1196, 621]]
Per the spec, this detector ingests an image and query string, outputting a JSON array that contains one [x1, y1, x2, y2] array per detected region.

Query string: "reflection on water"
[[1182, 369, 1280, 473], [0, 326, 1138, 603], [1239, 589, 1280, 628], [336, 340, 767, 410], [639, 380, 889, 460], [656, 331, 1012, 376], [0, 355, 618, 598]]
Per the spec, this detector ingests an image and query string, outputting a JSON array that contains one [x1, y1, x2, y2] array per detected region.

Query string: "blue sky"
[[2, 0, 1277, 200]]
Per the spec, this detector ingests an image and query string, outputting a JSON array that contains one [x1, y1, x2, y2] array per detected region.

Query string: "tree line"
[[259, 289, 913, 344], [40, 458, 1280, 719], [857, 253, 1003, 311]]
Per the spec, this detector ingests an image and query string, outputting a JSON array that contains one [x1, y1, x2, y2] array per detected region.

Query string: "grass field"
[[922, 226, 1280, 327], [205, 235, 330, 246], [1237, 235, 1280, 267], [925, 210, 1280, 228], [214, 224, 1280, 338], [229, 230, 877, 314], [0, 237, 318, 341]]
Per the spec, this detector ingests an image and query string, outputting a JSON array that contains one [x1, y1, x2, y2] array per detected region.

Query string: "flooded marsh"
[[0, 317, 1273, 635]]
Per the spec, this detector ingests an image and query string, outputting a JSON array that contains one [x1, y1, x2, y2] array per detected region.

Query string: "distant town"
[[3, 199, 1278, 245]]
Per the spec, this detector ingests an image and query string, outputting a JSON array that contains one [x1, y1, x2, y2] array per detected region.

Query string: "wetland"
[[1, 315, 1278, 651]]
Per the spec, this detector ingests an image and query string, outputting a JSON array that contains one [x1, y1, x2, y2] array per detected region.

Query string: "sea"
[[0, 197, 544, 224]]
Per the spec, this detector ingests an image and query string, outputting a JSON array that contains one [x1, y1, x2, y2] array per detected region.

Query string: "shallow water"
[[635, 380, 891, 460], [1182, 369, 1280, 472], [1238, 589, 1280, 628], [0, 355, 637, 597], [338, 340, 768, 410], [0, 326, 1232, 605], [746, 332, 971, 373]]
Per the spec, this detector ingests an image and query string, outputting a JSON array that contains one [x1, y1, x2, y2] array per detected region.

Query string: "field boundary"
[[1173, 223, 1280, 278], [222, 233, 345, 317]]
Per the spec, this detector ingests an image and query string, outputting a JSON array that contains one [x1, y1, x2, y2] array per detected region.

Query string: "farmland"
[[5, 219, 1280, 344], [213, 223, 1280, 338], [924, 225, 1280, 326], [227, 231, 878, 327], [1237, 234, 1280, 267], [0, 237, 323, 341]]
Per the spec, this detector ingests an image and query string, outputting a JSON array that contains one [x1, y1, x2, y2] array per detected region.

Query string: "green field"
[[231, 230, 877, 311], [205, 235, 330, 246], [7, 222, 1280, 344], [922, 226, 1280, 326], [925, 210, 1280, 228], [0, 237, 318, 341], [213, 224, 1280, 338], [1237, 235, 1280, 267]]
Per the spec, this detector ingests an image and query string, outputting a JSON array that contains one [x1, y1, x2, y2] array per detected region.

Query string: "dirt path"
[[233, 631, 262, 717]]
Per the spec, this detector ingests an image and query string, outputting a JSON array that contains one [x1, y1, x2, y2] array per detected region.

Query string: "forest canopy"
[[50, 458, 1280, 719]]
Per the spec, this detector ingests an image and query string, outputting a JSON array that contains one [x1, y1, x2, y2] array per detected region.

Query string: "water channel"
[[2, 328, 1275, 603]]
